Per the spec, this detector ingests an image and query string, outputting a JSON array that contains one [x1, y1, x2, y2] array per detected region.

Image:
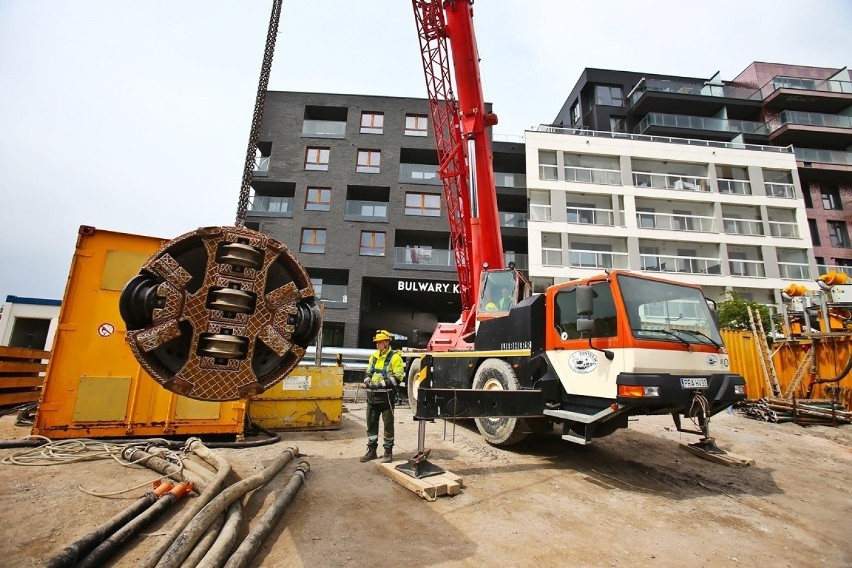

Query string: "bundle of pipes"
[[41, 437, 309, 568], [737, 398, 851, 425]]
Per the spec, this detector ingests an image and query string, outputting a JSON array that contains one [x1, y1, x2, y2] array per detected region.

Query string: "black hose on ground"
[[154, 446, 299, 568], [0, 437, 48, 449], [76, 483, 193, 568], [181, 509, 226, 568], [196, 501, 244, 568], [223, 461, 310, 568], [43, 483, 172, 568]]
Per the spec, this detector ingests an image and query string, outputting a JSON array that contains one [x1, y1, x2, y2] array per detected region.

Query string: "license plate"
[[680, 377, 708, 389]]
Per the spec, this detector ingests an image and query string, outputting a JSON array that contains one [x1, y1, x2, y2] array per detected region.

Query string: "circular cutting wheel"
[[119, 226, 321, 401]]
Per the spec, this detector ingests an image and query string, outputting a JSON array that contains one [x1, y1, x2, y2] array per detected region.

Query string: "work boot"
[[360, 447, 378, 462], [381, 450, 393, 464]]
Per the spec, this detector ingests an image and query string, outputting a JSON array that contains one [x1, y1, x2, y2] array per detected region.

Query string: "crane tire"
[[472, 358, 529, 446]]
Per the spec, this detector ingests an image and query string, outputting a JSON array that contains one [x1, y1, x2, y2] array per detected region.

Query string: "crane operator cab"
[[477, 268, 530, 319]]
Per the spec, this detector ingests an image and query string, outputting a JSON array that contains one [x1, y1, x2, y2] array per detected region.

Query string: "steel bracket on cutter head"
[[119, 226, 321, 401]]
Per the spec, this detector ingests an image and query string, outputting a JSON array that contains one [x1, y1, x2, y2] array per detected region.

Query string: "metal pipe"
[[76, 483, 193, 568], [223, 462, 310, 568], [155, 446, 299, 568], [44, 482, 174, 568]]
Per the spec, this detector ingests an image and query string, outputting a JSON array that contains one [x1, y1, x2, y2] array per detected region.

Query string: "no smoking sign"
[[98, 323, 115, 337]]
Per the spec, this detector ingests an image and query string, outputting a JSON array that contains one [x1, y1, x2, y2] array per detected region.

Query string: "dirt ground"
[[0, 400, 850, 568]]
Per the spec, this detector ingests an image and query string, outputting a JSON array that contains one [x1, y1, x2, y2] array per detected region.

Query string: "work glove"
[[364, 377, 373, 389], [378, 379, 388, 389]]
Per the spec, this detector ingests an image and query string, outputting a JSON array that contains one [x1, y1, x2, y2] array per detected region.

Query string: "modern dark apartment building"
[[247, 92, 527, 349], [552, 63, 852, 274]]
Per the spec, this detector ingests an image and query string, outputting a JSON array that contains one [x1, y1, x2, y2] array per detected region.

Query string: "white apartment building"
[[524, 126, 813, 304]]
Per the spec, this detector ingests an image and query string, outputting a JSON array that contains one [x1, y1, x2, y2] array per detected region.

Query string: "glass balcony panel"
[[641, 254, 723, 275], [765, 182, 796, 199], [717, 179, 752, 195], [499, 212, 528, 228], [635, 113, 763, 135], [315, 283, 348, 303], [529, 205, 552, 222], [722, 218, 763, 236], [794, 147, 852, 166], [768, 221, 799, 238], [542, 249, 562, 266], [345, 200, 388, 220], [729, 259, 766, 277], [628, 79, 760, 107], [633, 172, 710, 192], [817, 264, 852, 277], [567, 206, 614, 226], [569, 250, 629, 270], [636, 212, 715, 232], [253, 156, 270, 176], [539, 164, 558, 181], [778, 262, 810, 279], [301, 120, 346, 138], [399, 163, 441, 185], [779, 110, 852, 129], [564, 166, 621, 185], [250, 196, 293, 214], [394, 247, 455, 268], [494, 172, 527, 188], [503, 253, 528, 270]]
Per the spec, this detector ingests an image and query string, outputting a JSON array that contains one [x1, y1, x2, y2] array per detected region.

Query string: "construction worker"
[[360, 329, 405, 463], [498, 287, 513, 311]]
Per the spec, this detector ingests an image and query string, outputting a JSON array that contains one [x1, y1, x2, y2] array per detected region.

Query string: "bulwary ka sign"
[[397, 280, 460, 294]]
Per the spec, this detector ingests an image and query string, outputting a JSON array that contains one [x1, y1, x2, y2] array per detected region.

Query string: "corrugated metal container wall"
[[32, 227, 246, 439], [248, 365, 343, 430], [721, 330, 852, 408]]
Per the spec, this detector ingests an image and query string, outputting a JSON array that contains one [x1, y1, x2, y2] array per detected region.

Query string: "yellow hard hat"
[[372, 330, 392, 342]]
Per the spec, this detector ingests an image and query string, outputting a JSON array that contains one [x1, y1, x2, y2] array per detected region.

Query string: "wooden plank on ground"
[[377, 461, 464, 501], [0, 391, 41, 406], [0, 346, 50, 360], [679, 443, 755, 467]]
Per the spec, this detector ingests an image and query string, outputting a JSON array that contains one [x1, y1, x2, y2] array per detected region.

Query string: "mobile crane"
[[118, 0, 747, 457]]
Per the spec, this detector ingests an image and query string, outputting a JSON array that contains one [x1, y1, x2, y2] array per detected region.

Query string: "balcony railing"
[[253, 156, 270, 176], [636, 211, 715, 232], [778, 262, 810, 280], [503, 253, 528, 270], [568, 206, 614, 226], [633, 171, 710, 192], [563, 165, 622, 185], [400, 163, 441, 185], [762, 76, 852, 97], [627, 78, 760, 107], [499, 212, 528, 228], [775, 110, 852, 130], [529, 205, 552, 222], [641, 254, 724, 275], [534, 125, 793, 154], [723, 218, 764, 236], [539, 163, 558, 181], [314, 283, 348, 304], [794, 147, 852, 166], [718, 178, 752, 195], [344, 200, 388, 221], [765, 182, 796, 199], [729, 259, 766, 278], [301, 120, 346, 138], [494, 171, 527, 188], [569, 250, 629, 270], [395, 247, 454, 268], [817, 264, 852, 277], [635, 113, 763, 136], [249, 195, 293, 215], [768, 220, 800, 238]]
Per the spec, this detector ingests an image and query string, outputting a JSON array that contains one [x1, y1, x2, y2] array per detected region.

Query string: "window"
[[541, 232, 562, 266], [636, 207, 656, 229], [404, 192, 441, 216], [554, 282, 618, 339], [538, 150, 558, 181], [356, 149, 381, 173], [808, 219, 821, 246], [569, 101, 581, 126], [305, 147, 330, 171], [567, 202, 594, 224], [405, 114, 428, 136], [529, 190, 552, 221], [821, 186, 842, 210], [610, 116, 627, 133], [360, 111, 384, 134], [360, 231, 386, 256], [828, 221, 850, 248], [305, 187, 331, 211], [594, 85, 624, 107], [300, 228, 326, 253]]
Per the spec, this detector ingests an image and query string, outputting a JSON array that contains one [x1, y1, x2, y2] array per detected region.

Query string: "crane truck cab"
[[414, 270, 746, 448]]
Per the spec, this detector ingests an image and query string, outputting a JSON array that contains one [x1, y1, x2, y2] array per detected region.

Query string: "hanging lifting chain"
[[235, 0, 283, 227]]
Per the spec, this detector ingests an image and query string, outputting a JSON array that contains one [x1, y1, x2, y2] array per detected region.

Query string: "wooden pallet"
[[0, 346, 49, 407], [679, 443, 755, 467], [378, 461, 464, 501]]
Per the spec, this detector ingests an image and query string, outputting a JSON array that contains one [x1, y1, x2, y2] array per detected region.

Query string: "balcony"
[[768, 221, 800, 239], [641, 254, 724, 275], [717, 178, 752, 196], [817, 264, 852, 277], [394, 247, 454, 270], [529, 204, 552, 222], [248, 195, 293, 217], [729, 259, 766, 278], [499, 212, 528, 229], [252, 156, 270, 177], [723, 218, 764, 237], [765, 182, 796, 199], [778, 262, 810, 280], [569, 249, 629, 270], [636, 211, 715, 232], [633, 171, 710, 193], [494, 172, 526, 188], [627, 78, 761, 118], [563, 165, 621, 186], [760, 110, 852, 147], [634, 113, 764, 142], [760, 76, 852, 114], [400, 163, 441, 185], [794, 148, 852, 179], [301, 119, 346, 139], [314, 283, 348, 307], [344, 200, 388, 222], [568, 206, 615, 227], [504, 253, 528, 270]]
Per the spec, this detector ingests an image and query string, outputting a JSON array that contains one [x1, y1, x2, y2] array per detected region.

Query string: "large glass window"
[[405, 114, 428, 136], [360, 231, 386, 256], [828, 221, 850, 248], [305, 147, 330, 171], [305, 187, 331, 211], [300, 228, 326, 253], [570, 101, 581, 125], [808, 219, 821, 246], [538, 150, 558, 181], [594, 85, 624, 107], [821, 186, 842, 210], [541, 232, 562, 266], [356, 149, 381, 173], [405, 192, 441, 216], [360, 111, 384, 134], [554, 282, 617, 339]]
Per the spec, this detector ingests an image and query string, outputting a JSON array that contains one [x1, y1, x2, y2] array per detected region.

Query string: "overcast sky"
[[1, 0, 849, 303]]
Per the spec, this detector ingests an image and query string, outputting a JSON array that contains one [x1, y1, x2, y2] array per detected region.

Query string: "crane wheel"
[[472, 358, 530, 446], [118, 225, 321, 401]]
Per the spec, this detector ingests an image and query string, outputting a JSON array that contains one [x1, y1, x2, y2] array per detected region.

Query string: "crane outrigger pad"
[[379, 462, 463, 501]]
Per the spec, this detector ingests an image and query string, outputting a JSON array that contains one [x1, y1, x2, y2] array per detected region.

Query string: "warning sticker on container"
[[282, 375, 311, 391]]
